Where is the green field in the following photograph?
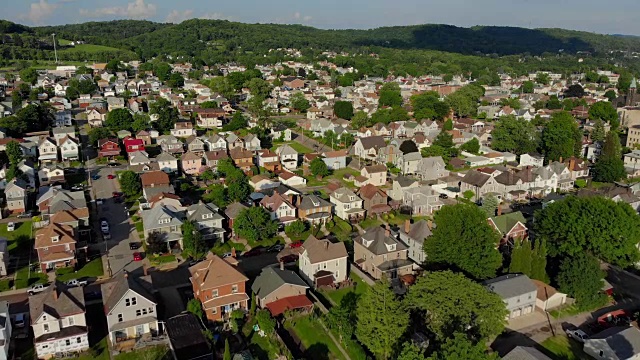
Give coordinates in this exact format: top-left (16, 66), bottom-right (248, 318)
top-left (60, 43), bottom-right (131, 55)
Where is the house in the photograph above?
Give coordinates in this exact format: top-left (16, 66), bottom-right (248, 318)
top-left (172, 121), bottom-right (196, 138)
top-left (260, 192), bottom-right (297, 224)
top-left (5, 178), bottom-right (28, 213)
top-left (186, 136), bottom-right (206, 155)
top-left (0, 238), bottom-right (7, 276)
top-left (487, 211), bottom-right (527, 243)
top-left (0, 300), bottom-right (10, 359)
top-left (519, 153), bottom-right (545, 168)
top-left (243, 134), bottom-right (261, 152)
top-left (204, 150), bottom-right (229, 171)
top-left (140, 171), bottom-right (173, 200)
top-left (416, 156), bottom-right (448, 182)
top-left (196, 108), bottom-right (225, 129)
top-left (299, 235), bottom-right (348, 288)
top-left (124, 138), bottom-right (145, 154)
top-left (86, 108), bottom-right (107, 127)
top-left (50, 209), bottom-right (91, 230)
top-left (128, 151), bottom-right (151, 166)
top-left (251, 264), bottom-right (314, 316)
top-left (271, 125), bottom-right (292, 142)
top-left (98, 138), bottom-right (121, 158)
top-left (295, 194), bottom-right (333, 225)
top-left (397, 152), bottom-right (423, 176)
top-left (355, 164), bottom-right (387, 187)
top-left (38, 137), bottom-right (59, 164)
top-left (275, 144), bottom-right (299, 170)
top-left (166, 313), bottom-right (213, 360)
top-left (227, 134), bottom-right (244, 150)
top-left (484, 274), bottom-right (537, 320)
top-left (256, 149), bottom-right (281, 172)
top-left (38, 165), bottom-right (66, 186)
top-left (157, 135), bottom-right (184, 155)
top-left (353, 136), bottom-right (386, 161)
top-left (224, 202), bottom-right (248, 238)
top-left (460, 170), bottom-right (501, 202)
top-left (117, 130), bottom-right (132, 140)
top-left (389, 176), bottom-right (419, 201)
top-left (141, 205), bottom-right (184, 250)
top-left (398, 220), bottom-right (431, 265)
top-left (52, 126), bottom-right (75, 144)
top-left (204, 134), bottom-right (227, 151)
top-left (278, 170), bottom-right (307, 187)
top-left (502, 347), bottom-right (552, 360)
top-left (532, 280), bottom-right (567, 311)
top-left (354, 225), bottom-right (413, 280)
top-left (100, 272), bottom-right (160, 351)
top-left (330, 187), bottom-right (366, 222)
top-left (189, 252), bottom-right (249, 322)
top-left (322, 150), bottom-right (347, 170)
top-left (583, 326), bottom-right (640, 360)
top-left (36, 186), bottom-right (86, 214)
top-left (30, 283), bottom-right (89, 358)
top-left (357, 184), bottom-right (391, 215)
top-left (250, 175), bottom-right (280, 191)
top-left (181, 152), bottom-right (203, 175)
top-left (187, 202), bottom-right (225, 241)
top-left (401, 185), bottom-right (444, 216)
top-left (229, 148), bottom-right (254, 174)
top-left (59, 136), bottom-right (80, 161)
top-left (156, 152), bottom-right (179, 173)
top-left (54, 110), bottom-right (72, 127)
top-left (34, 223), bottom-right (77, 272)
top-left (136, 130), bottom-right (152, 145)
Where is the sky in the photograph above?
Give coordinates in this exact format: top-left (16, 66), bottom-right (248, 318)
top-left (2, 0), bottom-right (640, 36)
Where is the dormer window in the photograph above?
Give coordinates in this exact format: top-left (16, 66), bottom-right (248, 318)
top-left (51, 236), bottom-right (59, 243)
top-left (386, 244), bottom-right (396, 252)
top-left (202, 213), bottom-right (213, 219)
top-left (349, 196), bottom-right (355, 201)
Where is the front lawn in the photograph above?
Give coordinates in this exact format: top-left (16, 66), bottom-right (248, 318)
top-left (359, 217), bottom-right (381, 230)
top-left (149, 254), bottom-right (176, 265)
top-left (324, 273), bottom-right (368, 306)
top-left (56, 258), bottom-right (104, 281)
top-left (14, 266), bottom-right (48, 289)
top-left (0, 221), bottom-right (33, 253)
top-left (286, 142), bottom-right (313, 154)
top-left (211, 241), bottom-right (246, 256)
top-left (285, 315), bottom-right (345, 360)
top-left (540, 335), bottom-right (586, 360)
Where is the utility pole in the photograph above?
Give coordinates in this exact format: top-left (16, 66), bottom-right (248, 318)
top-left (52, 33), bottom-right (58, 64)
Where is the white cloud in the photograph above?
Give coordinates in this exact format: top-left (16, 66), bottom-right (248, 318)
top-left (79, 0), bottom-right (157, 19)
top-left (303, 15), bottom-right (312, 22)
top-left (24, 0), bottom-right (58, 24)
top-left (199, 13), bottom-right (231, 21)
top-left (293, 12), bottom-right (301, 20)
top-left (291, 12), bottom-right (311, 23)
top-left (166, 9), bottom-right (193, 23)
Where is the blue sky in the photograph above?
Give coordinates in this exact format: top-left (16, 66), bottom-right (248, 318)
top-left (2, 0), bottom-right (640, 35)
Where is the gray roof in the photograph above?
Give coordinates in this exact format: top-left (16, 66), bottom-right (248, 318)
top-left (156, 152), bottom-right (177, 162)
top-left (251, 265), bottom-right (308, 298)
top-left (276, 144), bottom-right (298, 156)
top-left (484, 274), bottom-right (536, 299)
top-left (224, 202), bottom-right (248, 219)
top-left (356, 226), bottom-right (407, 255)
top-left (403, 152), bottom-right (422, 161)
top-left (30, 282), bottom-right (85, 321)
top-left (502, 346), bottom-right (552, 360)
top-left (187, 202), bottom-right (223, 222)
top-left (358, 136), bottom-right (386, 150)
top-left (587, 326), bottom-right (640, 359)
top-left (101, 272), bottom-right (155, 314)
top-left (331, 187), bottom-right (360, 203)
top-left (395, 176), bottom-right (417, 188)
top-left (401, 220), bottom-right (432, 244)
top-left (462, 170), bottom-right (491, 187)
top-left (297, 194), bottom-right (332, 211)
top-left (142, 204), bottom-right (184, 232)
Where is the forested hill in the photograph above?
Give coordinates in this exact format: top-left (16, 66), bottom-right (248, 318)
top-left (2, 18), bottom-right (640, 62)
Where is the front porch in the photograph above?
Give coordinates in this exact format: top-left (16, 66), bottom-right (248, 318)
top-left (40, 252), bottom-right (76, 272)
top-left (109, 318), bottom-right (165, 354)
top-left (304, 212), bottom-right (331, 225)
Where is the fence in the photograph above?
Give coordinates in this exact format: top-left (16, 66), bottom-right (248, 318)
top-left (349, 261), bottom-right (376, 286)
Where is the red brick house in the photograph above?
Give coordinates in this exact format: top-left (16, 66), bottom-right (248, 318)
top-left (98, 138), bottom-right (120, 158)
top-left (487, 211), bottom-right (528, 244)
top-left (34, 223), bottom-right (77, 272)
top-left (356, 184), bottom-right (391, 215)
top-left (229, 148), bottom-right (254, 174)
top-left (123, 137), bottom-right (145, 154)
top-left (189, 252), bottom-right (249, 322)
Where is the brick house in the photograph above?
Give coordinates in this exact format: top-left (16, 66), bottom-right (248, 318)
top-left (229, 148), bottom-right (254, 174)
top-left (123, 137), bottom-right (145, 154)
top-left (487, 211), bottom-right (528, 244)
top-left (98, 138), bottom-right (121, 158)
top-left (356, 184), bottom-right (391, 216)
top-left (34, 223), bottom-right (77, 272)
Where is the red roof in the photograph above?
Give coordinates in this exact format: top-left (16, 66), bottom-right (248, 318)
top-left (265, 295), bottom-right (313, 316)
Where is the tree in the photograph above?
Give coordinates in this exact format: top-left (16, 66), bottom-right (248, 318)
top-left (131, 114), bottom-right (150, 132)
top-left (167, 72), bottom-right (184, 88)
top-left (5, 140), bottom-right (23, 165)
top-left (250, 292), bottom-right (257, 317)
top-left (443, 119), bottom-right (453, 131)
top-left (290, 92), bottom-right (310, 112)
top-left (105, 108), bottom-right (133, 132)
top-left (285, 220), bottom-right (307, 237)
top-left (325, 292), bottom-right (358, 342)
top-left (427, 334), bottom-right (499, 360)
top-left (233, 207), bottom-right (278, 243)
top-left (255, 310), bottom-right (276, 336)
top-left (356, 281), bottom-right (409, 360)
top-left (378, 82), bottom-right (402, 107)
top-left (310, 157), bottom-right (330, 177)
top-left (146, 231), bottom-right (167, 254)
top-left (411, 91), bottom-right (449, 120)
top-left (398, 343), bottom-right (426, 360)
top-left (520, 81), bottom-right (534, 94)
top-left (564, 84), bottom-right (585, 98)
top-left (530, 239), bottom-right (550, 283)
top-left (222, 111), bottom-right (249, 132)
top-left (591, 119), bottom-right (605, 142)
top-left (535, 72), bottom-right (550, 85)
top-left (534, 196), bottom-right (640, 267)
top-left (187, 298), bottom-right (204, 319)
top-left (400, 140), bottom-right (419, 154)
top-left (118, 171), bottom-right (141, 197)
top-left (594, 131), bottom-right (626, 182)
top-left (462, 190), bottom-right (475, 200)
top-left (334, 101), bottom-right (354, 120)
top-left (203, 184), bottom-right (228, 208)
top-left (19, 68), bottom-right (37, 85)
top-left (351, 111), bottom-right (369, 128)
top-left (509, 239), bottom-right (533, 275)
top-left (424, 204), bottom-right (502, 280)
top-left (150, 98), bottom-right (179, 134)
top-left (546, 95), bottom-right (562, 110)
top-left (226, 169), bottom-right (251, 202)
top-left (182, 221), bottom-right (206, 259)
top-left (406, 271), bottom-right (507, 342)
top-left (460, 138), bottom-right (480, 155)
top-left (541, 111), bottom-right (582, 162)
top-left (88, 127), bottom-right (113, 146)
top-left (481, 194), bottom-right (499, 217)
top-left (557, 253), bottom-right (608, 310)
top-left (223, 339), bottom-right (231, 360)
top-left (589, 101), bottom-right (619, 129)
top-left (491, 115), bottom-right (538, 155)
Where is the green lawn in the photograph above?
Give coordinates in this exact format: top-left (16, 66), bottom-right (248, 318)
top-left (60, 43), bottom-right (130, 54)
top-left (381, 211), bottom-right (412, 226)
top-left (70, 338), bottom-right (109, 360)
top-left (114, 345), bottom-right (169, 360)
top-left (150, 254), bottom-right (176, 265)
top-left (541, 335), bottom-right (587, 360)
top-left (211, 241), bottom-right (246, 256)
top-left (14, 266), bottom-right (48, 289)
top-left (56, 258), bottom-right (104, 281)
top-left (305, 176), bottom-right (328, 187)
top-left (324, 273), bottom-right (369, 306)
top-left (0, 221), bottom-right (33, 253)
top-left (242, 318), bottom-right (282, 360)
top-left (286, 315), bottom-right (345, 360)
top-left (359, 217), bottom-right (381, 230)
top-left (287, 142), bottom-right (313, 154)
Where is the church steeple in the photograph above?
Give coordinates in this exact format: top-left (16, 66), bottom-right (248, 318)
top-left (627, 77), bottom-right (637, 106)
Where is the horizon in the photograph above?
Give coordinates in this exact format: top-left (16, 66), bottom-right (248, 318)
top-left (2, 0), bottom-right (640, 36)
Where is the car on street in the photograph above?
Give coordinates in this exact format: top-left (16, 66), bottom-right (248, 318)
top-left (133, 252), bottom-right (143, 261)
top-left (289, 241), bottom-right (303, 248)
top-left (107, 162), bottom-right (119, 167)
top-left (92, 175), bottom-right (100, 180)
top-left (65, 279), bottom-right (88, 287)
top-left (107, 174), bottom-right (115, 179)
top-left (112, 192), bottom-right (123, 198)
top-left (100, 220), bottom-right (109, 233)
top-left (28, 283), bottom-right (49, 295)
top-left (268, 244), bottom-right (284, 253)
top-left (7, 222), bottom-right (15, 232)
top-left (280, 254), bottom-right (299, 263)
top-left (566, 329), bottom-right (589, 343)
top-left (17, 211), bottom-right (33, 218)
top-left (129, 242), bottom-right (140, 250)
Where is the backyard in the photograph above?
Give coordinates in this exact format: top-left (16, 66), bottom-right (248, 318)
top-left (242, 317), bottom-right (283, 360)
top-left (0, 221), bottom-right (33, 253)
top-left (14, 265), bottom-right (48, 289)
top-left (358, 217), bottom-right (381, 231)
top-left (56, 257), bottom-right (104, 282)
top-left (540, 335), bottom-right (587, 360)
top-left (323, 273), bottom-right (369, 306)
top-left (285, 315), bottom-right (345, 360)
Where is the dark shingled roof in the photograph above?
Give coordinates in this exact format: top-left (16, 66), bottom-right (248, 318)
top-left (356, 226), bottom-right (407, 255)
top-left (358, 136), bottom-right (386, 150)
top-left (251, 265), bottom-right (308, 299)
top-left (101, 272), bottom-right (155, 314)
top-left (502, 346), bottom-right (552, 360)
top-left (30, 282), bottom-right (86, 321)
top-left (166, 313), bottom-right (213, 360)
top-left (484, 274), bottom-right (536, 299)
top-left (462, 170), bottom-right (491, 187)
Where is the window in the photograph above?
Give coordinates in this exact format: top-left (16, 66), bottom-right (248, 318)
top-left (212, 308), bottom-right (217, 314)
top-left (44, 324), bottom-right (49, 332)
top-left (232, 285), bottom-right (238, 294)
top-left (43, 315), bottom-right (47, 321)
top-left (68, 317), bottom-right (74, 326)
top-left (77, 337), bottom-right (81, 344)
top-left (125, 299), bottom-right (130, 306)
top-left (212, 290), bottom-right (219, 298)
top-left (117, 314), bottom-right (123, 322)
top-left (136, 310), bottom-right (142, 316)
top-left (149, 307), bottom-right (154, 314)
top-left (142, 308), bottom-right (148, 315)
top-left (66, 339), bottom-right (71, 346)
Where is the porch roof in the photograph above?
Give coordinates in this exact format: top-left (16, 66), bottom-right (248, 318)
top-left (109, 316), bottom-right (157, 333)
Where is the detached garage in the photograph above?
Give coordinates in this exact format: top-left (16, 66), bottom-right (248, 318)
top-left (533, 279), bottom-right (568, 311)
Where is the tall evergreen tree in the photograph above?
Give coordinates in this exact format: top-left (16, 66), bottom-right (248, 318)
top-left (509, 239), bottom-right (532, 275)
top-left (530, 239), bottom-right (550, 283)
top-left (591, 119), bottom-right (605, 143)
top-left (481, 194), bottom-right (499, 217)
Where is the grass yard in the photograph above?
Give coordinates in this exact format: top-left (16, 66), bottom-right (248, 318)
top-left (287, 142), bottom-right (313, 154)
top-left (359, 217), bottom-right (381, 230)
top-left (211, 241), bottom-right (246, 256)
top-left (0, 221), bottom-right (33, 252)
top-left (324, 273), bottom-right (369, 306)
top-left (114, 345), bottom-right (170, 360)
top-left (381, 211), bottom-right (412, 226)
top-left (56, 257), bottom-right (104, 281)
top-left (14, 266), bottom-right (48, 289)
top-left (70, 338), bottom-right (109, 360)
top-left (242, 318), bottom-right (283, 360)
top-left (149, 254), bottom-right (176, 265)
top-left (304, 176), bottom-right (328, 187)
top-left (286, 315), bottom-right (345, 360)
top-left (541, 335), bottom-right (587, 360)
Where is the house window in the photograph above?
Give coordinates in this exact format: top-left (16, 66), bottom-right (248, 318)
top-left (212, 308), bottom-right (217, 314)
top-left (76, 337), bottom-right (81, 343)
top-left (142, 308), bottom-right (148, 315)
top-left (131, 297), bottom-right (137, 305)
top-left (212, 290), bottom-right (219, 298)
top-left (136, 310), bottom-right (142, 316)
top-left (125, 298), bottom-right (130, 306)
top-left (43, 315), bottom-right (47, 321)
top-left (232, 285), bottom-right (238, 294)
top-left (66, 339), bottom-right (71, 346)
top-left (149, 307), bottom-right (154, 314)
top-left (68, 317), bottom-right (74, 326)
top-left (44, 324), bottom-right (49, 332)
top-left (118, 314), bottom-right (123, 322)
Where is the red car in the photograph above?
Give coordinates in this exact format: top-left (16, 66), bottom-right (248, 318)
top-left (289, 241), bottom-right (303, 248)
top-left (112, 192), bottom-right (123, 198)
top-left (107, 174), bottom-right (115, 180)
top-left (133, 252), bottom-right (143, 261)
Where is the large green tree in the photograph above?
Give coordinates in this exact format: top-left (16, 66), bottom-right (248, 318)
top-left (233, 207), bottom-right (278, 243)
top-left (289, 92), bottom-right (310, 112)
top-left (19, 67), bottom-right (37, 85)
top-left (534, 196), bottom-right (640, 267)
top-left (594, 131), bottom-right (626, 182)
top-left (490, 115), bottom-right (538, 155)
top-left (589, 101), bottom-right (619, 129)
top-left (541, 111), bottom-right (582, 162)
top-left (334, 101), bottom-right (354, 120)
top-left (310, 157), bottom-right (330, 177)
top-left (405, 271), bottom-right (507, 342)
top-left (88, 127), bottom-right (113, 145)
top-left (556, 253), bottom-right (608, 310)
top-left (181, 221), bottom-right (207, 259)
top-left (5, 140), bottom-right (23, 165)
top-left (411, 91), bottom-right (450, 120)
top-left (150, 98), bottom-right (179, 134)
top-left (378, 82), bottom-right (403, 107)
top-left (118, 171), bottom-right (141, 197)
top-left (105, 108), bottom-right (134, 132)
top-left (425, 204), bottom-right (502, 280)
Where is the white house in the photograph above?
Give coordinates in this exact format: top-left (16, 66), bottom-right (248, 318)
top-left (299, 235), bottom-right (348, 288)
top-left (0, 300), bottom-right (10, 360)
top-left (156, 152), bottom-right (179, 173)
top-left (329, 187), bottom-right (365, 222)
top-left (59, 137), bottom-right (80, 161)
top-left (275, 144), bottom-right (299, 170)
top-left (38, 138), bottom-right (59, 164)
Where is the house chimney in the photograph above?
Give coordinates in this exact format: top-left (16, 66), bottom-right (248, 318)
top-left (231, 247), bottom-right (236, 258)
top-left (143, 263), bottom-right (148, 276)
top-left (559, 156), bottom-right (563, 163)
top-left (569, 157), bottom-right (576, 171)
top-left (404, 219), bottom-right (411, 234)
top-left (280, 261), bottom-right (284, 271)
top-left (288, 194), bottom-right (294, 205)
top-left (52, 285), bottom-right (57, 301)
top-left (324, 241), bottom-right (329, 250)
top-left (385, 224), bottom-right (390, 237)
top-left (497, 205), bottom-right (502, 216)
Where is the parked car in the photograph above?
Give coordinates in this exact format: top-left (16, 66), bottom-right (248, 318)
top-left (100, 220), bottom-right (109, 233)
top-left (439, 193), bottom-right (448, 199)
top-left (92, 175), bottom-right (100, 180)
top-left (112, 192), bottom-right (123, 198)
top-left (17, 211), bottom-right (33, 219)
top-left (133, 252), bottom-right (143, 261)
top-left (65, 279), bottom-right (88, 287)
top-left (7, 222), bottom-right (15, 232)
top-left (14, 313), bottom-right (25, 328)
top-left (221, 252), bottom-right (233, 259)
top-left (289, 241), bottom-right (303, 248)
top-left (107, 162), bottom-right (119, 167)
top-left (268, 244), bottom-right (284, 253)
top-left (107, 174), bottom-right (115, 179)
top-left (28, 283), bottom-right (48, 296)
top-left (129, 242), bottom-right (140, 250)
top-left (280, 254), bottom-right (299, 263)
top-left (96, 198), bottom-right (104, 205)
top-left (566, 329), bottom-right (589, 343)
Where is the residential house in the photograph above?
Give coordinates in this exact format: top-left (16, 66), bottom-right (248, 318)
top-left (128, 151), bottom-right (151, 167)
top-left (141, 205), bottom-right (184, 250)
top-left (34, 223), bottom-right (77, 272)
top-left (181, 152), bottom-right (203, 175)
top-left (38, 137), bottom-right (59, 164)
top-left (189, 252), bottom-right (249, 322)
top-left (398, 220), bottom-right (431, 265)
top-left (532, 280), bottom-right (567, 311)
top-left (124, 138), bottom-right (145, 154)
top-left (204, 150), bottom-right (229, 171)
top-left (401, 185), bottom-right (444, 215)
top-left (484, 274), bottom-right (537, 320)
top-left (275, 145), bottom-right (299, 170)
top-left (353, 136), bottom-right (386, 161)
top-left (224, 202), bottom-right (248, 238)
top-left (54, 110), bottom-right (72, 127)
top-left (502, 347), bottom-right (552, 360)
top-left (487, 211), bottom-right (527, 243)
top-left (140, 171), bottom-right (173, 201)
top-left (50, 209), bottom-right (91, 230)
top-left (156, 153), bottom-right (179, 173)
top-left (565, 156), bottom-right (590, 180)
top-left (583, 326), bottom-right (640, 360)
top-left (187, 202), bottom-right (225, 241)
top-left (100, 272), bottom-right (160, 351)
top-left (295, 194), bottom-right (333, 225)
top-left (87, 108), bottom-right (107, 127)
top-left (204, 134), bottom-right (227, 151)
top-left (157, 135), bottom-right (184, 155)
top-left (278, 170), bottom-right (307, 187)
top-left (519, 153), bottom-right (545, 168)
top-left (355, 164), bottom-right (387, 187)
top-left (98, 139), bottom-right (121, 158)
top-left (389, 176), bottom-right (419, 201)
top-left (250, 175), bottom-right (280, 191)
top-left (5, 178), bottom-right (28, 213)
top-left (354, 226), bottom-right (413, 280)
top-left (357, 184), bottom-right (391, 215)
top-left (136, 131), bottom-right (152, 145)
top-left (256, 149), bottom-right (281, 172)
top-left (30, 284), bottom-right (89, 358)
top-left (0, 300), bottom-right (10, 359)
top-left (186, 136), bottom-right (206, 156)
top-left (58, 137), bottom-right (80, 161)
top-left (415, 156), bottom-right (448, 182)
top-left (460, 170), bottom-right (501, 202)
top-left (229, 148), bottom-right (254, 174)
top-left (52, 127), bottom-right (75, 144)
top-left (36, 187), bottom-right (86, 214)
top-left (117, 130), bottom-right (132, 140)
top-left (299, 235), bottom-right (348, 287)
top-left (196, 108), bottom-right (225, 129)
top-left (106, 97), bottom-right (125, 111)
top-left (260, 192), bottom-right (297, 224)
top-left (226, 134), bottom-right (244, 150)
top-left (330, 187), bottom-right (365, 222)
top-left (322, 150), bottom-right (347, 170)
top-left (271, 125), bottom-right (292, 142)
top-left (243, 134), bottom-right (261, 152)
top-left (251, 264), bottom-right (314, 317)
top-left (38, 165), bottom-right (66, 186)
top-left (397, 152), bottom-right (423, 176)
top-left (172, 122), bottom-right (196, 138)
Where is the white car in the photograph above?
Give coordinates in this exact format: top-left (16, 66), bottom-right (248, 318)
top-left (566, 329), bottom-right (589, 343)
top-left (100, 220), bottom-right (109, 233)
top-left (6, 222), bottom-right (15, 232)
